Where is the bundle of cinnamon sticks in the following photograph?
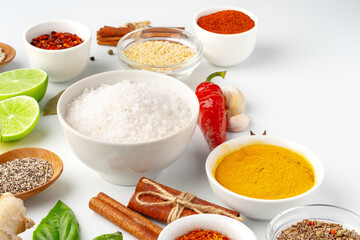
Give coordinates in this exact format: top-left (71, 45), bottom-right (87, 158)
top-left (89, 178), bottom-right (241, 240)
top-left (97, 21), bottom-right (186, 46)
top-left (96, 21), bottom-right (151, 46)
top-left (127, 177), bottom-right (241, 223)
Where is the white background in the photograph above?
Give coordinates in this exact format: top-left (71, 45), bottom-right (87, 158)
top-left (1, 0), bottom-right (360, 239)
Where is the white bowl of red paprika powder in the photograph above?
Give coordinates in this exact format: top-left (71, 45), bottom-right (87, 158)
top-left (23, 19), bottom-right (91, 82)
top-left (158, 214), bottom-right (257, 240)
top-left (193, 6), bottom-right (258, 67)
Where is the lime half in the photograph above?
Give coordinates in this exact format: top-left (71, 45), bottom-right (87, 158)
top-left (0, 96), bottom-right (40, 142)
top-left (0, 69), bottom-right (48, 102)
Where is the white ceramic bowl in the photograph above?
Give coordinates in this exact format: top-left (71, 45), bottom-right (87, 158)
top-left (205, 136), bottom-right (324, 220)
top-left (23, 19), bottom-right (91, 82)
top-left (158, 214), bottom-right (257, 240)
top-left (266, 204), bottom-right (360, 240)
top-left (117, 27), bottom-right (202, 81)
top-left (57, 70), bottom-right (199, 185)
top-left (193, 6), bottom-right (258, 67)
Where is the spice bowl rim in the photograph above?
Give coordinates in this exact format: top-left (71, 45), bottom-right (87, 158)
top-left (117, 26), bottom-right (203, 74)
top-left (0, 147), bottom-right (63, 200)
top-left (265, 204), bottom-right (360, 240)
top-left (23, 19), bottom-right (91, 53)
top-left (193, 6), bottom-right (259, 38)
top-left (158, 213), bottom-right (257, 240)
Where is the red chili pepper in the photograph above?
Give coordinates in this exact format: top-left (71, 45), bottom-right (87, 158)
top-left (195, 71), bottom-right (227, 151)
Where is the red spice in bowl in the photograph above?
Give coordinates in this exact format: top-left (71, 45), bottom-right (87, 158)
top-left (176, 228), bottom-right (231, 240)
top-left (197, 10), bottom-right (255, 34)
top-left (31, 31), bottom-right (83, 50)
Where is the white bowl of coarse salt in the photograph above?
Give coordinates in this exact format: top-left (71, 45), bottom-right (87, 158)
top-left (57, 70), bottom-right (199, 185)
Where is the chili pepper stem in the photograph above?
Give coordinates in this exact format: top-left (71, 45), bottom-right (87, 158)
top-left (206, 71), bottom-right (227, 82)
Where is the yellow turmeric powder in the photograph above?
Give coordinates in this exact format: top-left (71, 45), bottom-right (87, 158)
top-left (215, 144), bottom-right (315, 200)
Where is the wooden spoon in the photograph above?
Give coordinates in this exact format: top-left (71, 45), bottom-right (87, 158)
top-left (0, 42), bottom-right (16, 68)
top-left (0, 147), bottom-right (63, 200)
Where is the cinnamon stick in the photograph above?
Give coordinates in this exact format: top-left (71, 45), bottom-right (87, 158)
top-left (97, 36), bottom-right (122, 41)
top-left (97, 192), bottom-right (163, 236)
top-left (97, 41), bottom-right (119, 46)
top-left (140, 32), bottom-right (186, 39)
top-left (97, 26), bottom-right (135, 37)
top-left (89, 194), bottom-right (162, 240)
top-left (127, 177), bottom-right (240, 224)
top-left (96, 35), bottom-right (122, 46)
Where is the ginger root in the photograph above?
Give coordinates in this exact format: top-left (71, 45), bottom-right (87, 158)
top-left (0, 193), bottom-right (35, 239)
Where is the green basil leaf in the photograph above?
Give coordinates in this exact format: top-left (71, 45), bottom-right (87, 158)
top-left (33, 200), bottom-right (80, 240)
top-left (93, 231), bottom-right (123, 240)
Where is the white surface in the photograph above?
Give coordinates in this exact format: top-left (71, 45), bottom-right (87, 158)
top-left (1, 0), bottom-right (360, 239)
top-left (205, 136), bottom-right (324, 220)
top-left (158, 214), bottom-right (257, 240)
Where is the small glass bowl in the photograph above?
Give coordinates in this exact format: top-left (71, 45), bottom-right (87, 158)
top-left (266, 204), bottom-right (360, 240)
top-left (117, 27), bottom-right (203, 81)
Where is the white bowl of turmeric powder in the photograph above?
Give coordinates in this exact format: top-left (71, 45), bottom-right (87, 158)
top-left (117, 27), bottom-right (202, 81)
top-left (205, 136), bottom-right (324, 220)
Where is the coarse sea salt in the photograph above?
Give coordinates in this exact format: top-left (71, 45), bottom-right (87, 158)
top-left (65, 80), bottom-right (192, 143)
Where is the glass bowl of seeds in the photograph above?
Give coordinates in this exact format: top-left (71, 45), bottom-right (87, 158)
top-left (266, 204), bottom-right (360, 240)
top-left (117, 27), bottom-right (203, 81)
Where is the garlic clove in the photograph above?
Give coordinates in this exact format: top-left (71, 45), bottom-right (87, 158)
top-left (227, 113), bottom-right (251, 132)
top-left (222, 86), bottom-right (246, 118)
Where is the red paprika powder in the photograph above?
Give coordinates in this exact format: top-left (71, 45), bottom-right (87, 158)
top-left (197, 10), bottom-right (255, 34)
top-left (176, 228), bottom-right (231, 240)
top-left (31, 31), bottom-right (83, 50)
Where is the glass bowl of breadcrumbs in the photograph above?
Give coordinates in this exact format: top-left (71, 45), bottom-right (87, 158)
top-left (117, 27), bottom-right (202, 81)
top-left (266, 204), bottom-right (360, 240)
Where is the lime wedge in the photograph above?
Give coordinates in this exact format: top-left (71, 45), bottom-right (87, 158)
top-left (0, 69), bottom-right (48, 102)
top-left (0, 96), bottom-right (40, 142)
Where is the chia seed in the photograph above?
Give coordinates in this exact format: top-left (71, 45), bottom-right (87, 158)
top-left (277, 219), bottom-right (360, 240)
top-left (0, 157), bottom-right (53, 195)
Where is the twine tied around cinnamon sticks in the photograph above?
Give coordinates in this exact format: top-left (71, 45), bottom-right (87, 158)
top-left (134, 178), bottom-right (243, 224)
top-left (124, 21), bottom-right (151, 30)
